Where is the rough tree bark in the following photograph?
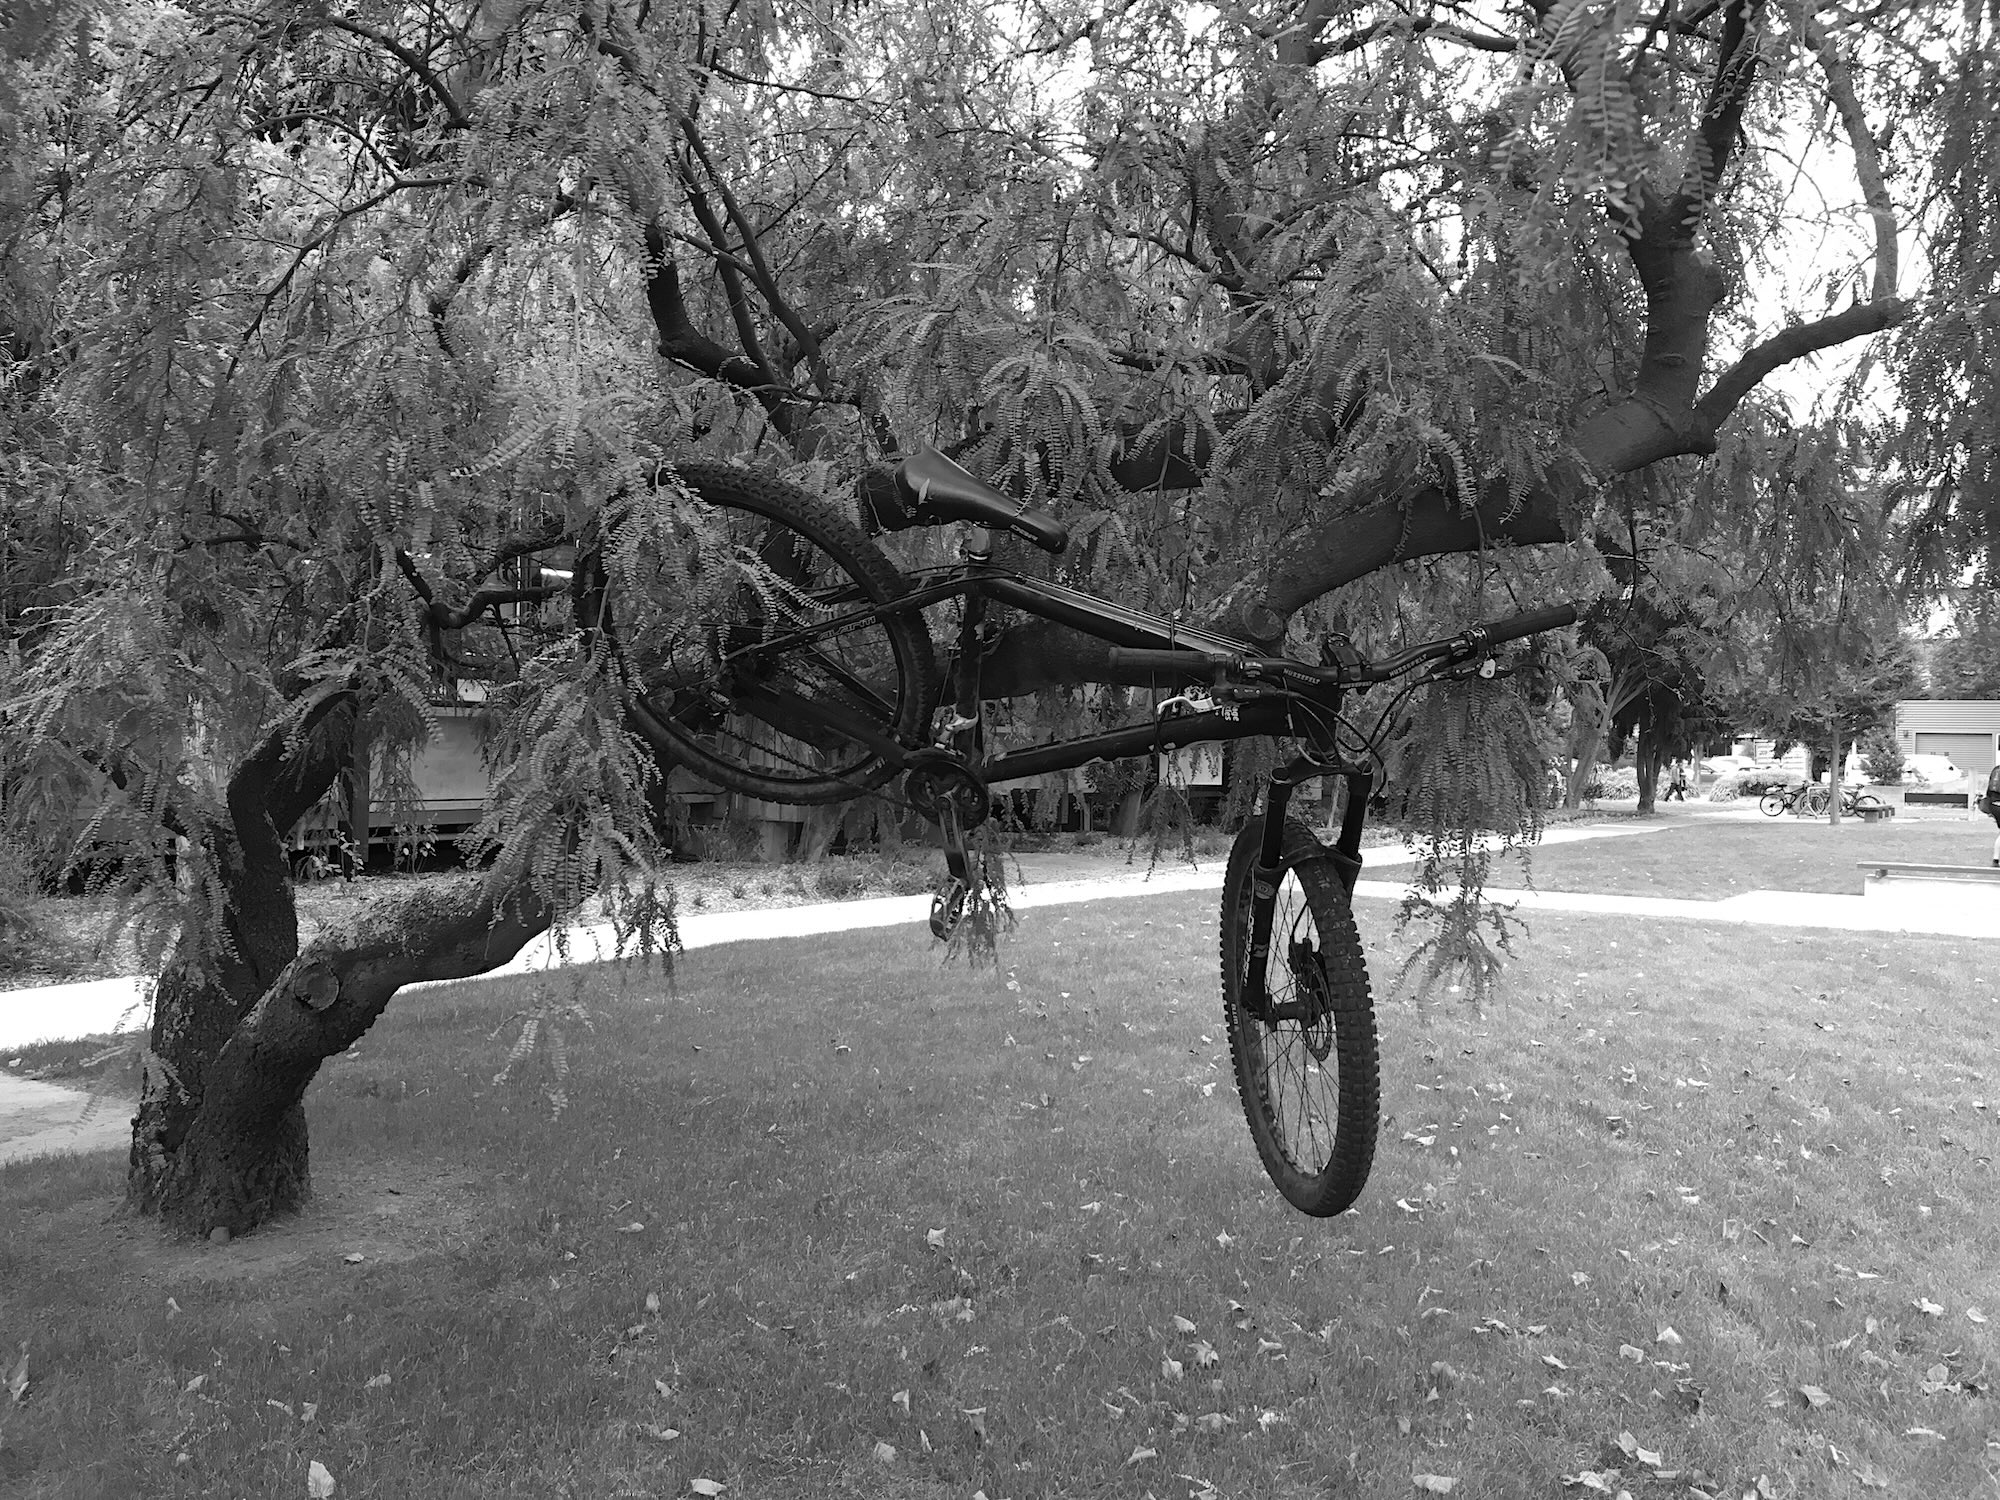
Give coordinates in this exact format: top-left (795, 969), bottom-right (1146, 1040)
top-left (127, 689), bottom-right (555, 1236)
top-left (144, 879), bottom-right (552, 1237)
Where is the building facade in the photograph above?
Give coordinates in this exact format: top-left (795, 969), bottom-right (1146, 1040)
top-left (1892, 700), bottom-right (2000, 780)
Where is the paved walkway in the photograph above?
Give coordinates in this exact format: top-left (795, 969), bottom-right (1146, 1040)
top-left (6, 809), bottom-right (1996, 1163)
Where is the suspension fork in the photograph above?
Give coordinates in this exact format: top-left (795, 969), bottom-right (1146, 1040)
top-left (1243, 754), bottom-right (1374, 1017)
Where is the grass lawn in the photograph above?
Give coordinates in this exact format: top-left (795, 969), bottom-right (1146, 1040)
top-left (5, 878), bottom-right (1998, 1498)
top-left (1483, 815), bottom-right (2000, 900)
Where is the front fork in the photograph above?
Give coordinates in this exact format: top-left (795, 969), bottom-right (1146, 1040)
top-left (1242, 753), bottom-right (1372, 1018)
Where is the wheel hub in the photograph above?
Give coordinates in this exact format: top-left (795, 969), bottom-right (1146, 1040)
top-left (1286, 936), bottom-right (1335, 1062)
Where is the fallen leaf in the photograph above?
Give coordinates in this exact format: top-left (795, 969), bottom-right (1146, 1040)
top-left (1969, 1308), bottom-right (1989, 1325)
top-left (308, 1459), bottom-right (336, 1498)
top-left (688, 1481), bottom-right (724, 1498)
top-left (925, 1228), bottom-right (946, 1249)
top-left (1618, 1344), bottom-right (1644, 1363)
top-left (183, 1375), bottom-right (206, 1394)
top-left (1564, 1474), bottom-right (1618, 1495)
top-left (872, 1440), bottom-right (896, 1464)
top-left (638, 1424), bottom-right (680, 1442)
top-left (645, 1292), bottom-right (661, 1314)
top-left (1191, 1339), bottom-right (1219, 1368)
top-left (1161, 1357), bottom-right (1184, 1380)
top-left (1127, 1445), bottom-right (1158, 1465)
top-left (1904, 1427), bottom-right (1946, 1440)
top-left (1542, 1354), bottom-right (1569, 1371)
top-left (1412, 1477), bottom-right (1459, 1495)
top-left (962, 1407), bottom-right (988, 1444)
top-left (1654, 1326), bottom-right (1682, 1346)
top-left (891, 1389), bottom-right (910, 1415)
top-left (342, 1253), bottom-right (365, 1264)
top-left (1915, 1298), bottom-right (1944, 1317)
top-left (1615, 1431), bottom-right (1664, 1466)
top-left (1799, 1384), bottom-right (1832, 1409)
top-left (614, 1222), bottom-right (645, 1234)
top-left (300, 1402), bottom-right (318, 1423)
top-left (1172, 1315), bottom-right (1198, 1334)
top-left (364, 1374), bottom-right (390, 1390)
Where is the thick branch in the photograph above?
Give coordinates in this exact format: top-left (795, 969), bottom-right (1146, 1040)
top-left (1694, 297), bottom-right (1910, 430)
top-left (639, 223), bottom-right (798, 440)
top-left (269, 878), bottom-right (554, 1042)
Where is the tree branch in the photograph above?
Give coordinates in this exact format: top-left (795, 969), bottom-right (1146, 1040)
top-left (1693, 298), bottom-right (1909, 430)
top-left (317, 16), bottom-right (472, 130)
top-left (1688, 0), bottom-right (1764, 202)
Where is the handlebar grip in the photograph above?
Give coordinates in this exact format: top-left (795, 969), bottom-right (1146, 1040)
top-left (1105, 647), bottom-right (1229, 683)
top-left (1466, 603), bottom-right (1578, 649)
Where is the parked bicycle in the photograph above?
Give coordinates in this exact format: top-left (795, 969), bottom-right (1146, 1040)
top-left (621, 450), bottom-right (1576, 1216)
top-left (1759, 781), bottom-right (1887, 819)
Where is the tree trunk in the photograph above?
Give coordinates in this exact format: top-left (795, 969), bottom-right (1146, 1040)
top-left (134, 877), bottom-right (552, 1237)
top-left (1827, 727), bottom-right (1844, 825)
top-left (1634, 728), bottom-right (1663, 815)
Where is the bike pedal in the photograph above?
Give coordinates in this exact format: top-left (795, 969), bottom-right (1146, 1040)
top-left (929, 878), bottom-right (968, 941)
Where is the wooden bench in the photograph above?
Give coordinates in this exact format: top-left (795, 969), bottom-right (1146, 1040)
top-left (1857, 860), bottom-right (2000, 888)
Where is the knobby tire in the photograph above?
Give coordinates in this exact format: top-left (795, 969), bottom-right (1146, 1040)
top-left (1220, 815), bottom-right (1380, 1217)
top-left (632, 464), bottom-right (934, 805)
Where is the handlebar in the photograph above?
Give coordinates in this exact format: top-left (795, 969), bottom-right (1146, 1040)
top-left (1106, 602), bottom-right (1578, 690)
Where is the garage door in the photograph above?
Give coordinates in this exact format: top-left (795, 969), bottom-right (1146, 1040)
top-left (1914, 731), bottom-right (1996, 778)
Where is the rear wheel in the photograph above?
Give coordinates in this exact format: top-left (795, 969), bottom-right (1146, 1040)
top-left (1759, 790), bottom-right (1786, 817)
top-left (1219, 815), bottom-right (1379, 1217)
top-left (625, 464), bottom-right (935, 806)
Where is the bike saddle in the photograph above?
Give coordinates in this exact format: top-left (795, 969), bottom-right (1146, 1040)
top-left (891, 446), bottom-right (1069, 554)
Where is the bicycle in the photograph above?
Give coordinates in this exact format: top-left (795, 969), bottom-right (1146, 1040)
top-left (1759, 781), bottom-right (1887, 819)
top-left (620, 449), bottom-right (1577, 1217)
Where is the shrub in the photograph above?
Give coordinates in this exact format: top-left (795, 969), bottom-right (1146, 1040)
top-left (812, 863), bottom-right (867, 900)
top-left (1736, 768), bottom-right (1802, 795)
top-left (1860, 727), bottom-right (1904, 785)
top-left (1584, 766), bottom-right (1639, 799)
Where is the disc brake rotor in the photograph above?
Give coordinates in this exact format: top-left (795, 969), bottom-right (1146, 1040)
top-left (1287, 934), bottom-right (1336, 1062)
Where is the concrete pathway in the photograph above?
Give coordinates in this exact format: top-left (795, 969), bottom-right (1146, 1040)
top-left (0, 1071), bottom-right (129, 1165)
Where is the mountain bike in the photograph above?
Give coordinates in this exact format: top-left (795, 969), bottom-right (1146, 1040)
top-left (623, 449), bottom-right (1576, 1217)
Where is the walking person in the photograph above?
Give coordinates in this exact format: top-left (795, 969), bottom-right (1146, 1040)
top-left (1664, 760), bottom-right (1689, 802)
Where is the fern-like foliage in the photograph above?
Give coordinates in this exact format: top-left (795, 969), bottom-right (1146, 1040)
top-left (1386, 676), bottom-right (1554, 1007)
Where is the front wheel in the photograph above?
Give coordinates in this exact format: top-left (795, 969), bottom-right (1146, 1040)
top-left (1219, 815), bottom-right (1380, 1217)
top-left (1759, 791), bottom-right (1786, 817)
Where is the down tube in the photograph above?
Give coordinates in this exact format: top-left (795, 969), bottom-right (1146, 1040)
top-left (980, 701), bottom-right (1295, 786)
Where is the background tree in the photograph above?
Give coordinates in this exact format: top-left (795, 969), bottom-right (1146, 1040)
top-left (0, 0), bottom-right (1970, 1235)
top-left (1588, 587), bottom-right (1734, 814)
